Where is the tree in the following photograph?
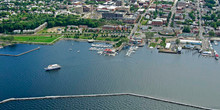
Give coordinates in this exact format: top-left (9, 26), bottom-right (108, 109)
top-left (209, 31), bottom-right (215, 37)
top-left (176, 39), bottom-right (180, 44)
top-left (183, 26), bottom-right (190, 33)
top-left (145, 32), bottom-right (154, 39)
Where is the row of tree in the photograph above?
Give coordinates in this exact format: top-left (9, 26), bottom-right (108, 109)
top-left (0, 14), bottom-right (104, 33)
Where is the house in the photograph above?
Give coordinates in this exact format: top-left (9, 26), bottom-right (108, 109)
top-left (137, 9), bottom-right (145, 14)
top-left (152, 19), bottom-right (163, 26)
top-left (79, 25), bottom-right (88, 29)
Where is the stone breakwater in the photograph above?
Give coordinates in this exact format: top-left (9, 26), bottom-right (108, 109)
top-left (0, 93), bottom-right (214, 110)
top-left (0, 46), bottom-right (40, 57)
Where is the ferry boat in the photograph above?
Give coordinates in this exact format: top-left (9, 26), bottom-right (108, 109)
top-left (45, 64), bottom-right (61, 71)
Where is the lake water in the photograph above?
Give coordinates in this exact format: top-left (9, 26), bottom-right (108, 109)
top-left (0, 40), bottom-right (220, 109)
top-left (0, 95), bottom-right (202, 110)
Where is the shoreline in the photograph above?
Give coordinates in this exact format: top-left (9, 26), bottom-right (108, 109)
top-left (0, 93), bottom-right (213, 110)
top-left (0, 38), bottom-right (116, 46)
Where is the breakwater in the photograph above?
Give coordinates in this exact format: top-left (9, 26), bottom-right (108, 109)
top-left (0, 93), bottom-right (213, 110)
top-left (0, 46), bottom-right (40, 57)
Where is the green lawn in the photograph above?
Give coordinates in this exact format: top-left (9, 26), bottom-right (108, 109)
top-left (14, 36), bottom-right (59, 43)
top-left (149, 42), bottom-right (157, 47)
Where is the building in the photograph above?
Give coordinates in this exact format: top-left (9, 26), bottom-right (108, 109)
top-left (123, 12), bottom-right (140, 24)
top-left (23, 22), bottom-right (47, 34)
top-left (83, 5), bottom-right (92, 12)
top-left (137, 9), bottom-right (145, 14)
top-left (116, 0), bottom-right (122, 6)
top-left (116, 6), bottom-right (130, 12)
top-left (175, 13), bottom-right (183, 19)
top-left (13, 30), bottom-right (21, 34)
top-left (102, 12), bottom-right (125, 19)
top-left (177, 1), bottom-right (188, 8)
top-left (79, 25), bottom-right (88, 29)
top-left (152, 19), bottom-right (163, 26)
top-left (67, 25), bottom-right (78, 30)
top-left (88, 28), bottom-right (100, 32)
top-left (102, 25), bottom-right (131, 31)
top-left (215, 31), bottom-right (220, 36)
top-left (74, 5), bottom-right (83, 14)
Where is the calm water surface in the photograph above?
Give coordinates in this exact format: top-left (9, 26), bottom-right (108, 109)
top-left (0, 95), bottom-right (202, 110)
top-left (0, 40), bottom-right (220, 109)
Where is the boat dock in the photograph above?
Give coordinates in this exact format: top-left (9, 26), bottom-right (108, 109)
top-left (115, 43), bottom-right (125, 52)
top-left (0, 47), bottom-right (40, 57)
top-left (158, 49), bottom-right (178, 54)
top-left (0, 93), bottom-right (213, 110)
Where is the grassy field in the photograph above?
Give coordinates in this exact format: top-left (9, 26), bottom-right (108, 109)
top-left (65, 34), bottom-right (121, 42)
top-left (14, 36), bottom-right (59, 43)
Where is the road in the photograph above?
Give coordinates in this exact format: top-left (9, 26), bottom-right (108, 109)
top-left (129, 0), bottom-right (155, 39)
top-left (167, 0), bottom-right (178, 28)
top-left (197, 0), bottom-right (204, 39)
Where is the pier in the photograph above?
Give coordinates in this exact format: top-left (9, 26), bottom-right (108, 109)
top-left (0, 93), bottom-right (213, 110)
top-left (0, 47), bottom-right (40, 57)
top-left (115, 43), bottom-right (125, 52)
top-left (158, 49), bottom-right (178, 54)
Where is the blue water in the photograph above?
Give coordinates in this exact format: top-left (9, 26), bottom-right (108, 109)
top-left (0, 44), bottom-right (38, 55)
top-left (0, 40), bottom-right (220, 109)
top-left (0, 95), bottom-right (202, 110)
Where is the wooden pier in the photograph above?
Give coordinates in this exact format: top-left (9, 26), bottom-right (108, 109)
top-left (0, 47), bottom-right (40, 57)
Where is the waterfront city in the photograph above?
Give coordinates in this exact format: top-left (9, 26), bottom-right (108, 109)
top-left (0, 0), bottom-right (220, 109)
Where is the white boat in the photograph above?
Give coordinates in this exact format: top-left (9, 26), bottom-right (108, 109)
top-left (77, 50), bottom-right (80, 53)
top-left (88, 39), bottom-right (95, 43)
top-left (214, 41), bottom-right (218, 46)
top-left (97, 51), bottom-right (103, 55)
top-left (69, 48), bottom-right (72, 51)
top-left (45, 64), bottom-right (61, 71)
top-left (202, 51), bottom-right (212, 56)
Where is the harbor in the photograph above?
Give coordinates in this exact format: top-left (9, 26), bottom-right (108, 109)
top-left (1, 40), bottom-right (220, 109)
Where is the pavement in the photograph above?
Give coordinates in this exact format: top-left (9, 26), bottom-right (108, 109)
top-left (168, 0), bottom-right (178, 28)
top-left (129, 0), bottom-right (155, 39)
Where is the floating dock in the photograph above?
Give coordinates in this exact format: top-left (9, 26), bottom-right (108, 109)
top-left (0, 47), bottom-right (40, 57)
